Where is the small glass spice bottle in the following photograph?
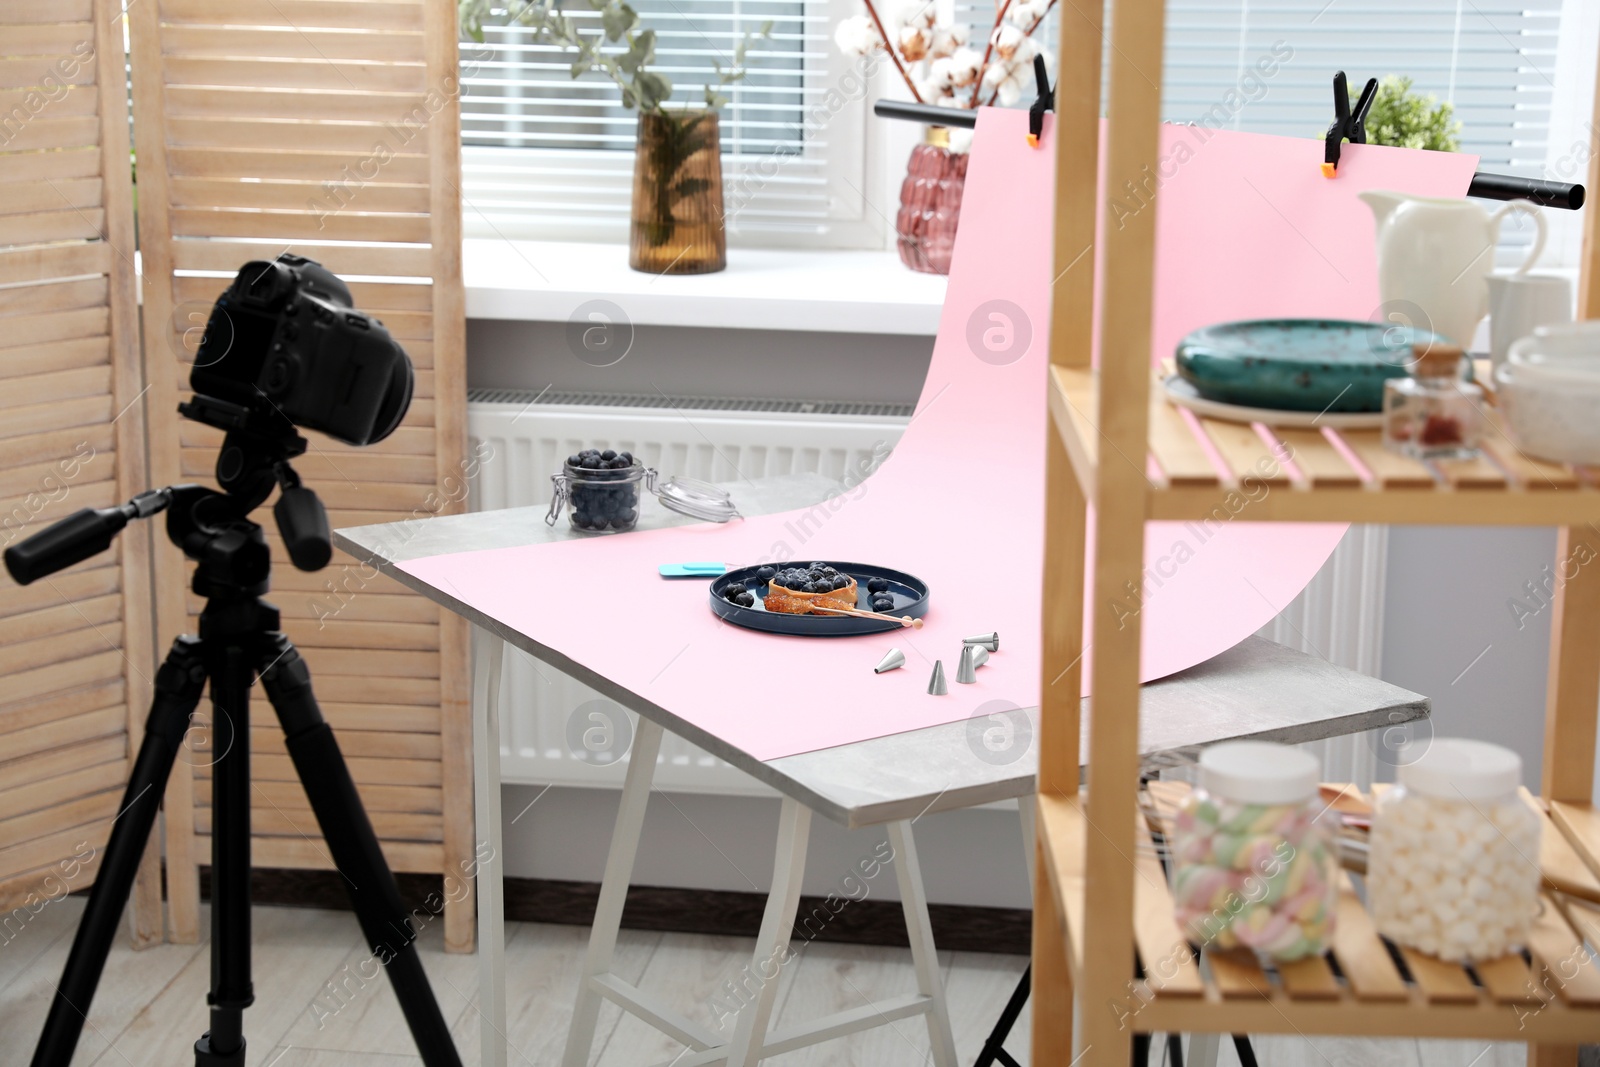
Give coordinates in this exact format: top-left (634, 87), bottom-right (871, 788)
top-left (1382, 342), bottom-right (1485, 460)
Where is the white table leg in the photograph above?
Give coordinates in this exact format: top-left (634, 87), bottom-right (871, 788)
top-left (561, 715), bottom-right (665, 1067)
top-left (473, 631), bottom-right (507, 1067)
top-left (723, 797), bottom-right (811, 1067)
top-left (1017, 795), bottom-right (1037, 898)
top-left (887, 820), bottom-right (959, 1067)
top-left (1187, 1031), bottom-right (1222, 1067)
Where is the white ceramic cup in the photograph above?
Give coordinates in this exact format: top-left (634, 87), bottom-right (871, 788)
top-left (1488, 272), bottom-right (1575, 370)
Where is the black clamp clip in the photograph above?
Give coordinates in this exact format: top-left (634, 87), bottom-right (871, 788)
top-left (1028, 54), bottom-right (1054, 148)
top-left (1323, 70), bottom-right (1377, 177)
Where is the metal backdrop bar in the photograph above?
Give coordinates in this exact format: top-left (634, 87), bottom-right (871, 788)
top-left (871, 100), bottom-right (1585, 210)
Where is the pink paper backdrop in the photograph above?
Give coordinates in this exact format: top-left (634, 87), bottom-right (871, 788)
top-left (398, 111), bottom-right (1477, 761)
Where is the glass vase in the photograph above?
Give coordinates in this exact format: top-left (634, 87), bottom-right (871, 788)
top-left (630, 110), bottom-right (727, 275)
top-left (895, 127), bottom-right (967, 275)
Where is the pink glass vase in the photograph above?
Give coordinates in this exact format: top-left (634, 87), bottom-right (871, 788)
top-left (895, 128), bottom-right (967, 275)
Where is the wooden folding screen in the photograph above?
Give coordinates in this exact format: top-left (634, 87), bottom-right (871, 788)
top-left (0, 0), bottom-right (161, 942)
top-left (127, 0), bottom-right (474, 950)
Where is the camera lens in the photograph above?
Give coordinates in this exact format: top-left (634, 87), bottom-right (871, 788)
top-left (366, 351), bottom-right (414, 444)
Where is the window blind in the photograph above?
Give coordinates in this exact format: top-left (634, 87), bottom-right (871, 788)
top-left (1158, 1), bottom-right (1562, 263)
top-left (459, 0), bottom-right (877, 246)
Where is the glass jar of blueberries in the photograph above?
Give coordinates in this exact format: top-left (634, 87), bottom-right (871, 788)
top-left (548, 448), bottom-right (644, 533)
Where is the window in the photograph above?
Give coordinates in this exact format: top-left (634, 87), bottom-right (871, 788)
top-left (459, 1), bottom-right (1581, 258)
top-left (459, 0), bottom-right (880, 247)
top-left (1159, 0), bottom-right (1564, 265)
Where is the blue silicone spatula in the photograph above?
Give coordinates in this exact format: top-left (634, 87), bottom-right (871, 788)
top-left (657, 562), bottom-right (728, 578)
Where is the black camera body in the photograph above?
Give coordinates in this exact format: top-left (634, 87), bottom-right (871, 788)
top-left (192, 254), bottom-right (413, 447)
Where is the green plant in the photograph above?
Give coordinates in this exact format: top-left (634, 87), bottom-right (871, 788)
top-left (1350, 74), bottom-right (1462, 152)
top-left (460, 0), bottom-right (769, 245)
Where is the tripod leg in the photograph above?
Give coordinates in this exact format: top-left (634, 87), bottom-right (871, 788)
top-left (197, 645), bottom-right (255, 1063)
top-left (257, 636), bottom-right (463, 1067)
top-left (32, 637), bottom-right (208, 1067)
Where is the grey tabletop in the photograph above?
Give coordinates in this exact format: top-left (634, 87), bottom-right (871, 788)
top-left (336, 473), bottom-right (1428, 828)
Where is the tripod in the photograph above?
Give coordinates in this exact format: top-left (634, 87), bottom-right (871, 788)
top-left (10, 398), bottom-right (464, 1067)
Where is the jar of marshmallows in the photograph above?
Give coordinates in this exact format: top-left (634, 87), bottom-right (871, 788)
top-left (1367, 739), bottom-right (1540, 962)
top-left (1168, 741), bottom-right (1338, 961)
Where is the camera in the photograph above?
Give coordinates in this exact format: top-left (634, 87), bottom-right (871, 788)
top-left (191, 254), bottom-right (414, 446)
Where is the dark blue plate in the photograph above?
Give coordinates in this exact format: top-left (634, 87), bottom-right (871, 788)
top-left (709, 561), bottom-right (930, 637)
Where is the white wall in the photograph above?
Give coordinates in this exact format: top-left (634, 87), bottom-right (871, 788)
top-left (1379, 525), bottom-right (1598, 799)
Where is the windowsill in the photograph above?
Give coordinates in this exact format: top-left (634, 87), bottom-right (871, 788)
top-left (464, 239), bottom-right (948, 336)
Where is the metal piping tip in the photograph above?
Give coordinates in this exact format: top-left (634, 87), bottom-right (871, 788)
top-left (874, 648), bottom-right (906, 674)
top-left (971, 646), bottom-right (990, 669)
top-left (927, 659), bottom-right (948, 696)
top-left (955, 644), bottom-right (978, 684)
top-left (962, 631), bottom-right (999, 652)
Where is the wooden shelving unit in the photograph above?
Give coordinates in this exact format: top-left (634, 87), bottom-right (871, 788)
top-left (1033, 1), bottom-right (1600, 1064)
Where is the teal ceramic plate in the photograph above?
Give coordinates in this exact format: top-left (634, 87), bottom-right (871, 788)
top-left (1175, 319), bottom-right (1451, 414)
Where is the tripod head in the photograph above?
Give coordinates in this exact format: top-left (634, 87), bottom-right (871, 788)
top-left (4, 394), bottom-right (331, 591)
top-left (4, 252), bottom-right (415, 592)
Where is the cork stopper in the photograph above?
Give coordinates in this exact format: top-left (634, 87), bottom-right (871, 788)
top-left (1412, 341), bottom-right (1464, 376)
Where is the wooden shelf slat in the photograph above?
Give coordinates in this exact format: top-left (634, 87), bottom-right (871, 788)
top-left (1397, 947), bottom-right (1482, 1005)
top-left (1192, 417), bottom-right (1295, 488)
top-left (1330, 873), bottom-right (1411, 1001)
top-left (1473, 955), bottom-right (1542, 1005)
top-left (1145, 383), bottom-right (1223, 487)
top-left (1529, 893), bottom-right (1600, 1007)
top-left (1131, 817), bottom-right (1203, 998)
top-left (1276, 955), bottom-right (1343, 1000)
top-left (1204, 949), bottom-right (1272, 999)
top-left (1481, 436), bottom-right (1580, 490)
top-left (1267, 428), bottom-right (1366, 488)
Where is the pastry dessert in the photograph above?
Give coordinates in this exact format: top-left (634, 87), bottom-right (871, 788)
top-left (762, 563), bottom-right (858, 616)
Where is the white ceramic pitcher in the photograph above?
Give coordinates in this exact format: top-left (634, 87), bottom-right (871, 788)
top-left (1359, 191), bottom-right (1546, 347)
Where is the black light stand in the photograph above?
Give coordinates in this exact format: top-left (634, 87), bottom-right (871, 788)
top-left (9, 396), bottom-right (463, 1067)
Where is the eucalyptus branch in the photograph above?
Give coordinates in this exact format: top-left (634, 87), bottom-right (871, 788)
top-left (461, 0), bottom-right (770, 115)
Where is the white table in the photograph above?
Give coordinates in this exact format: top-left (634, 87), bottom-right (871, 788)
top-left (337, 473), bottom-right (1428, 1067)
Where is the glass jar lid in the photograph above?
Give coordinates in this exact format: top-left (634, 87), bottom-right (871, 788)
top-left (1396, 738), bottom-right (1520, 800)
top-left (1198, 741), bottom-right (1319, 805)
top-left (654, 476), bottom-right (740, 523)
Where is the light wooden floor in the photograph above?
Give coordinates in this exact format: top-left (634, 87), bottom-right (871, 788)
top-left (0, 897), bottom-right (1534, 1066)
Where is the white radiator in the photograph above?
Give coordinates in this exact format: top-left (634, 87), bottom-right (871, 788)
top-left (467, 389), bottom-right (910, 794)
top-left (467, 390), bottom-right (1386, 795)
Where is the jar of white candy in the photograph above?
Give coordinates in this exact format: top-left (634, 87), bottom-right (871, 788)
top-left (1367, 738), bottom-right (1540, 962)
top-left (1169, 742), bottom-right (1337, 961)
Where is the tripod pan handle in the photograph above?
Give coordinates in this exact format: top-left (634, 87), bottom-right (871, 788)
top-left (4, 506), bottom-right (126, 586)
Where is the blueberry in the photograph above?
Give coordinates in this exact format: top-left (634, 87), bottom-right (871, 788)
top-left (756, 566), bottom-right (775, 581)
top-left (567, 454), bottom-right (583, 467)
top-left (794, 581), bottom-right (816, 593)
top-left (615, 508), bottom-right (637, 526)
top-left (872, 596), bottom-right (894, 611)
top-left (573, 512), bottom-right (592, 528)
top-left (619, 451), bottom-right (634, 464)
top-left (609, 457), bottom-right (629, 468)
top-left (737, 592), bottom-right (756, 607)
